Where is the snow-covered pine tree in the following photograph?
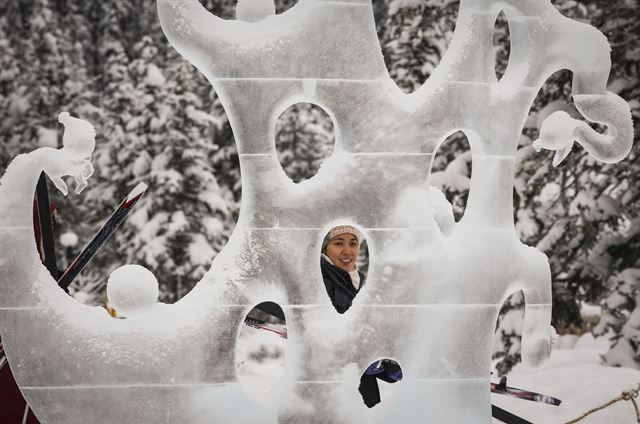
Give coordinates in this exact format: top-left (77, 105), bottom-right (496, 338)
top-left (59, 0), bottom-right (142, 302)
top-left (0, 0), bottom-right (87, 164)
top-left (275, 103), bottom-right (335, 183)
top-left (90, 33), bottom-right (236, 302)
top-left (0, 21), bottom-right (27, 173)
top-left (0, 0), bottom-right (97, 289)
top-left (586, 0), bottom-right (640, 370)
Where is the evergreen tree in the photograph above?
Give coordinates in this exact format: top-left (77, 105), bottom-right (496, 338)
top-left (81, 31), bottom-right (237, 302)
top-left (275, 103), bottom-right (335, 183)
top-left (0, 23), bottom-right (26, 173)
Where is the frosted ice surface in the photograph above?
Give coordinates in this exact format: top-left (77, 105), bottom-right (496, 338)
top-left (0, 0), bottom-right (634, 423)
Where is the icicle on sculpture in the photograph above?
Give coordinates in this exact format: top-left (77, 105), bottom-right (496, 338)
top-left (0, 0), bottom-right (633, 422)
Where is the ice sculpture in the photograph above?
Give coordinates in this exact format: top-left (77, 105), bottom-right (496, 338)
top-left (0, 0), bottom-right (634, 422)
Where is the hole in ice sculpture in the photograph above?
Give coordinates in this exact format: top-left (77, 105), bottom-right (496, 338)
top-left (236, 0), bottom-right (276, 22)
top-left (492, 290), bottom-right (524, 376)
top-left (275, 102), bottom-right (335, 183)
top-left (236, 301), bottom-right (287, 402)
top-left (235, 0), bottom-right (300, 21)
top-left (493, 10), bottom-right (511, 81)
top-left (374, 0), bottom-right (459, 93)
top-left (358, 358), bottom-right (403, 408)
top-left (430, 131), bottom-right (471, 222)
top-left (321, 225), bottom-right (369, 314)
top-left (515, 70), bottom-right (576, 210)
top-left (201, 0), bottom-right (296, 20)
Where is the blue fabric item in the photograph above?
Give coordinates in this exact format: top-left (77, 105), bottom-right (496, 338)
top-left (363, 360), bottom-right (402, 381)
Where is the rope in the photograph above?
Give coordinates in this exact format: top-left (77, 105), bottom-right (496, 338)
top-left (565, 383), bottom-right (640, 424)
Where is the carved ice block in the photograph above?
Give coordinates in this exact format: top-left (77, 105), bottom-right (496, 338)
top-left (0, 0), bottom-right (633, 422)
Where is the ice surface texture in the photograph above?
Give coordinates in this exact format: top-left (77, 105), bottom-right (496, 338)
top-left (0, 0), bottom-right (634, 423)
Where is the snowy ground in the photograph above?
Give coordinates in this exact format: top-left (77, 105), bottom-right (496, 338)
top-left (492, 333), bottom-right (640, 423)
top-left (236, 325), bottom-right (640, 423)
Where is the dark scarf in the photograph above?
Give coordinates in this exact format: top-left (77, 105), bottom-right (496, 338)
top-left (320, 256), bottom-right (366, 314)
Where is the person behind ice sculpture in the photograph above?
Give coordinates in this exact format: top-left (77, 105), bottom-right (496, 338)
top-left (320, 225), bottom-right (366, 314)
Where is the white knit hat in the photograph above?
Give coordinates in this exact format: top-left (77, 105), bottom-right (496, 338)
top-left (322, 225), bottom-right (362, 251)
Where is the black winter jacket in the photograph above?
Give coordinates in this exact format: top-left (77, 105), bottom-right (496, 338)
top-left (320, 256), bottom-right (366, 314)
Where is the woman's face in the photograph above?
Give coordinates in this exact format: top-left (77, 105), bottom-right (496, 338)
top-left (325, 234), bottom-right (360, 272)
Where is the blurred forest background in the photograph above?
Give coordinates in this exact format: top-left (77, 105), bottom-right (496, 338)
top-left (0, 0), bottom-right (638, 374)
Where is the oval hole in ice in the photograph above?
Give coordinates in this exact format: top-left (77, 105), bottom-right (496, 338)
top-left (236, 301), bottom-right (287, 402)
top-left (373, 0), bottom-right (459, 93)
top-left (493, 10), bottom-right (511, 81)
top-left (320, 225), bottom-right (369, 314)
top-left (359, 358), bottom-right (403, 408)
top-left (430, 131), bottom-right (471, 223)
top-left (275, 102), bottom-right (335, 183)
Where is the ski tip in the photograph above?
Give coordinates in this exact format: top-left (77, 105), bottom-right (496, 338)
top-left (128, 182), bottom-right (148, 201)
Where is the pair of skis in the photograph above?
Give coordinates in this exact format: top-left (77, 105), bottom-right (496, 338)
top-left (0, 173), bottom-right (147, 424)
